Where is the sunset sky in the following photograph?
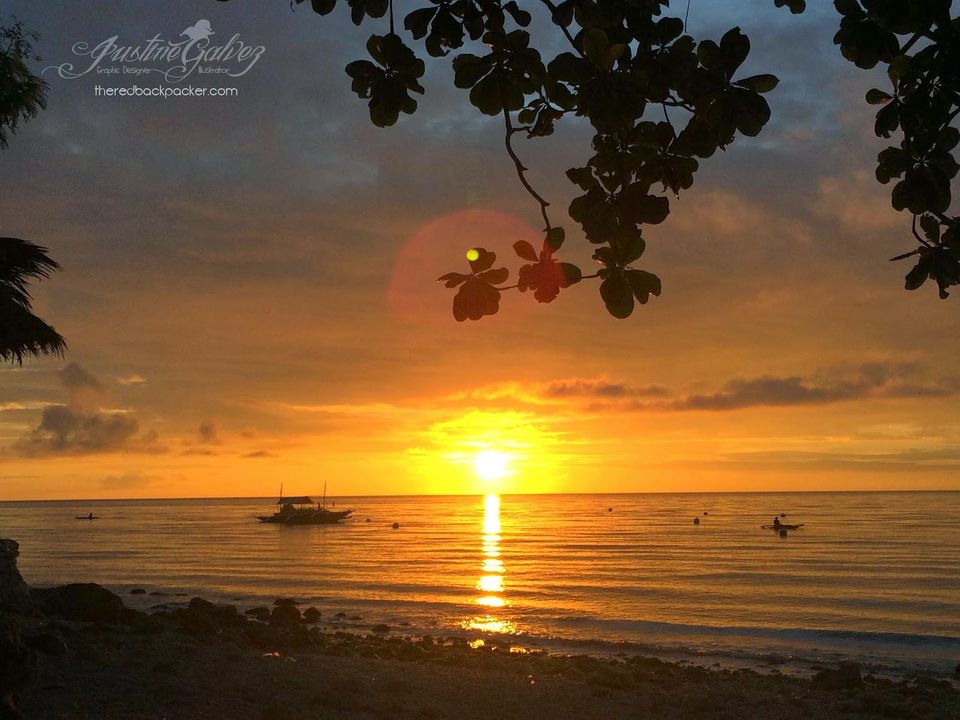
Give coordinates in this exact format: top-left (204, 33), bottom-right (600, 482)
top-left (2, 1), bottom-right (958, 500)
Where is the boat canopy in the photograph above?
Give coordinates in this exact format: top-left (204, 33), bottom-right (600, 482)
top-left (277, 496), bottom-right (314, 505)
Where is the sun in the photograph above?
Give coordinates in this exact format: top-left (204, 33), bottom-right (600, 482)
top-left (474, 450), bottom-right (509, 482)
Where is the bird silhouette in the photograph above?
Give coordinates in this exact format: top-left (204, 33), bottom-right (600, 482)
top-left (181, 19), bottom-right (215, 42)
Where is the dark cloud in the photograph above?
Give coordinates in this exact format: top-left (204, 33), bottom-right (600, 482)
top-left (670, 364), bottom-right (955, 411)
top-left (543, 380), bottom-right (627, 397)
top-left (542, 378), bottom-right (670, 398)
top-left (197, 420), bottom-right (219, 444)
top-left (542, 379), bottom-right (669, 399)
top-left (60, 362), bottom-right (104, 394)
top-left (465, 365), bottom-right (955, 414)
top-left (180, 448), bottom-right (216, 456)
top-left (537, 365), bottom-right (957, 414)
top-left (243, 450), bottom-right (276, 458)
top-left (12, 404), bottom-right (163, 457)
top-left (711, 447), bottom-right (960, 473)
top-left (8, 364), bottom-right (164, 457)
top-left (101, 471), bottom-right (156, 490)
top-left (678, 376), bottom-right (860, 410)
top-left (59, 361), bottom-right (110, 410)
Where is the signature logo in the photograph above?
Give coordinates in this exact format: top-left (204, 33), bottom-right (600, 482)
top-left (44, 19), bottom-right (265, 83)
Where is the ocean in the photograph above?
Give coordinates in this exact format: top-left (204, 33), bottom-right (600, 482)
top-left (2, 491), bottom-right (958, 677)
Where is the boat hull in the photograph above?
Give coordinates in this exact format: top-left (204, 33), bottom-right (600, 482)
top-left (257, 509), bottom-right (352, 525)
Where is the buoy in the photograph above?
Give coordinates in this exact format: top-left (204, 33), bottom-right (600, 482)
top-left (365, 518), bottom-right (371, 522)
top-left (780, 513), bottom-right (787, 517)
top-left (608, 507), bottom-right (613, 512)
top-left (703, 511), bottom-right (709, 515)
top-left (779, 528), bottom-right (788, 537)
top-left (392, 522), bottom-right (400, 530)
top-left (693, 517), bottom-right (700, 525)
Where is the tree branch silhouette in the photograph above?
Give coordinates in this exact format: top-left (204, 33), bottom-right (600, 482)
top-left (253, 0), bottom-right (959, 317)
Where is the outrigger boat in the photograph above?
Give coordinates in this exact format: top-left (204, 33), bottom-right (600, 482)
top-left (257, 484), bottom-right (352, 525)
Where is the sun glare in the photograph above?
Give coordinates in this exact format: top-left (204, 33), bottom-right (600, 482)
top-left (474, 450), bottom-right (509, 481)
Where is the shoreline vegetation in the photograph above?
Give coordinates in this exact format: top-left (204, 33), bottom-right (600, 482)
top-left (2, 544), bottom-right (958, 719)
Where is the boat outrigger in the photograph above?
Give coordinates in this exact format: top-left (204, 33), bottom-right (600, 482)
top-left (257, 490), bottom-right (352, 525)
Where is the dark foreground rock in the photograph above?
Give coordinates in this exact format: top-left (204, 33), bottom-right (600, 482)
top-left (269, 603), bottom-right (301, 627)
top-left (165, 597), bottom-right (245, 636)
top-left (30, 583), bottom-right (126, 624)
top-left (0, 539), bottom-right (29, 611)
top-left (0, 617), bottom-right (36, 719)
top-left (16, 615), bottom-right (960, 720)
top-left (245, 606), bottom-right (271, 621)
top-left (813, 661), bottom-right (863, 691)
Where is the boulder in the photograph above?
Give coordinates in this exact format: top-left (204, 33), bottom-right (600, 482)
top-left (813, 661), bottom-right (863, 690)
top-left (273, 598), bottom-right (299, 607)
top-left (178, 597), bottom-right (242, 635)
top-left (189, 597), bottom-right (239, 620)
top-left (31, 583), bottom-right (125, 624)
top-left (245, 606), bottom-right (271, 621)
top-left (0, 539), bottom-right (29, 611)
top-left (130, 588), bottom-right (146, 595)
top-left (302, 607), bottom-right (322, 623)
top-left (122, 607), bottom-right (164, 634)
top-left (269, 604), bottom-right (301, 627)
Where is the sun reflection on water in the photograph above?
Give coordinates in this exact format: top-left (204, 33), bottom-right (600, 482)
top-left (465, 494), bottom-right (516, 634)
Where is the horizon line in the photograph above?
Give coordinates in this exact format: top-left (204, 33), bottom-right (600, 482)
top-left (2, 488), bottom-right (958, 503)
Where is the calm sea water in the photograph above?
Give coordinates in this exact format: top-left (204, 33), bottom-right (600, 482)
top-left (1, 492), bottom-right (958, 676)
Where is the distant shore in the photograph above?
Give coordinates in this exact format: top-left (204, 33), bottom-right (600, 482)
top-left (5, 583), bottom-right (958, 720)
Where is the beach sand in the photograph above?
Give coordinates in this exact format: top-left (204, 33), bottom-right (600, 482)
top-left (7, 589), bottom-right (959, 720)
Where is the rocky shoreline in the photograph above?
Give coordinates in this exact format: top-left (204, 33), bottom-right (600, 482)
top-left (2, 538), bottom-right (959, 719)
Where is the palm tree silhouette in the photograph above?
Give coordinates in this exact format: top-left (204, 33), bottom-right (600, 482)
top-left (0, 238), bottom-right (66, 364)
top-left (0, 21), bottom-right (47, 149)
top-left (1, 21), bottom-right (65, 364)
